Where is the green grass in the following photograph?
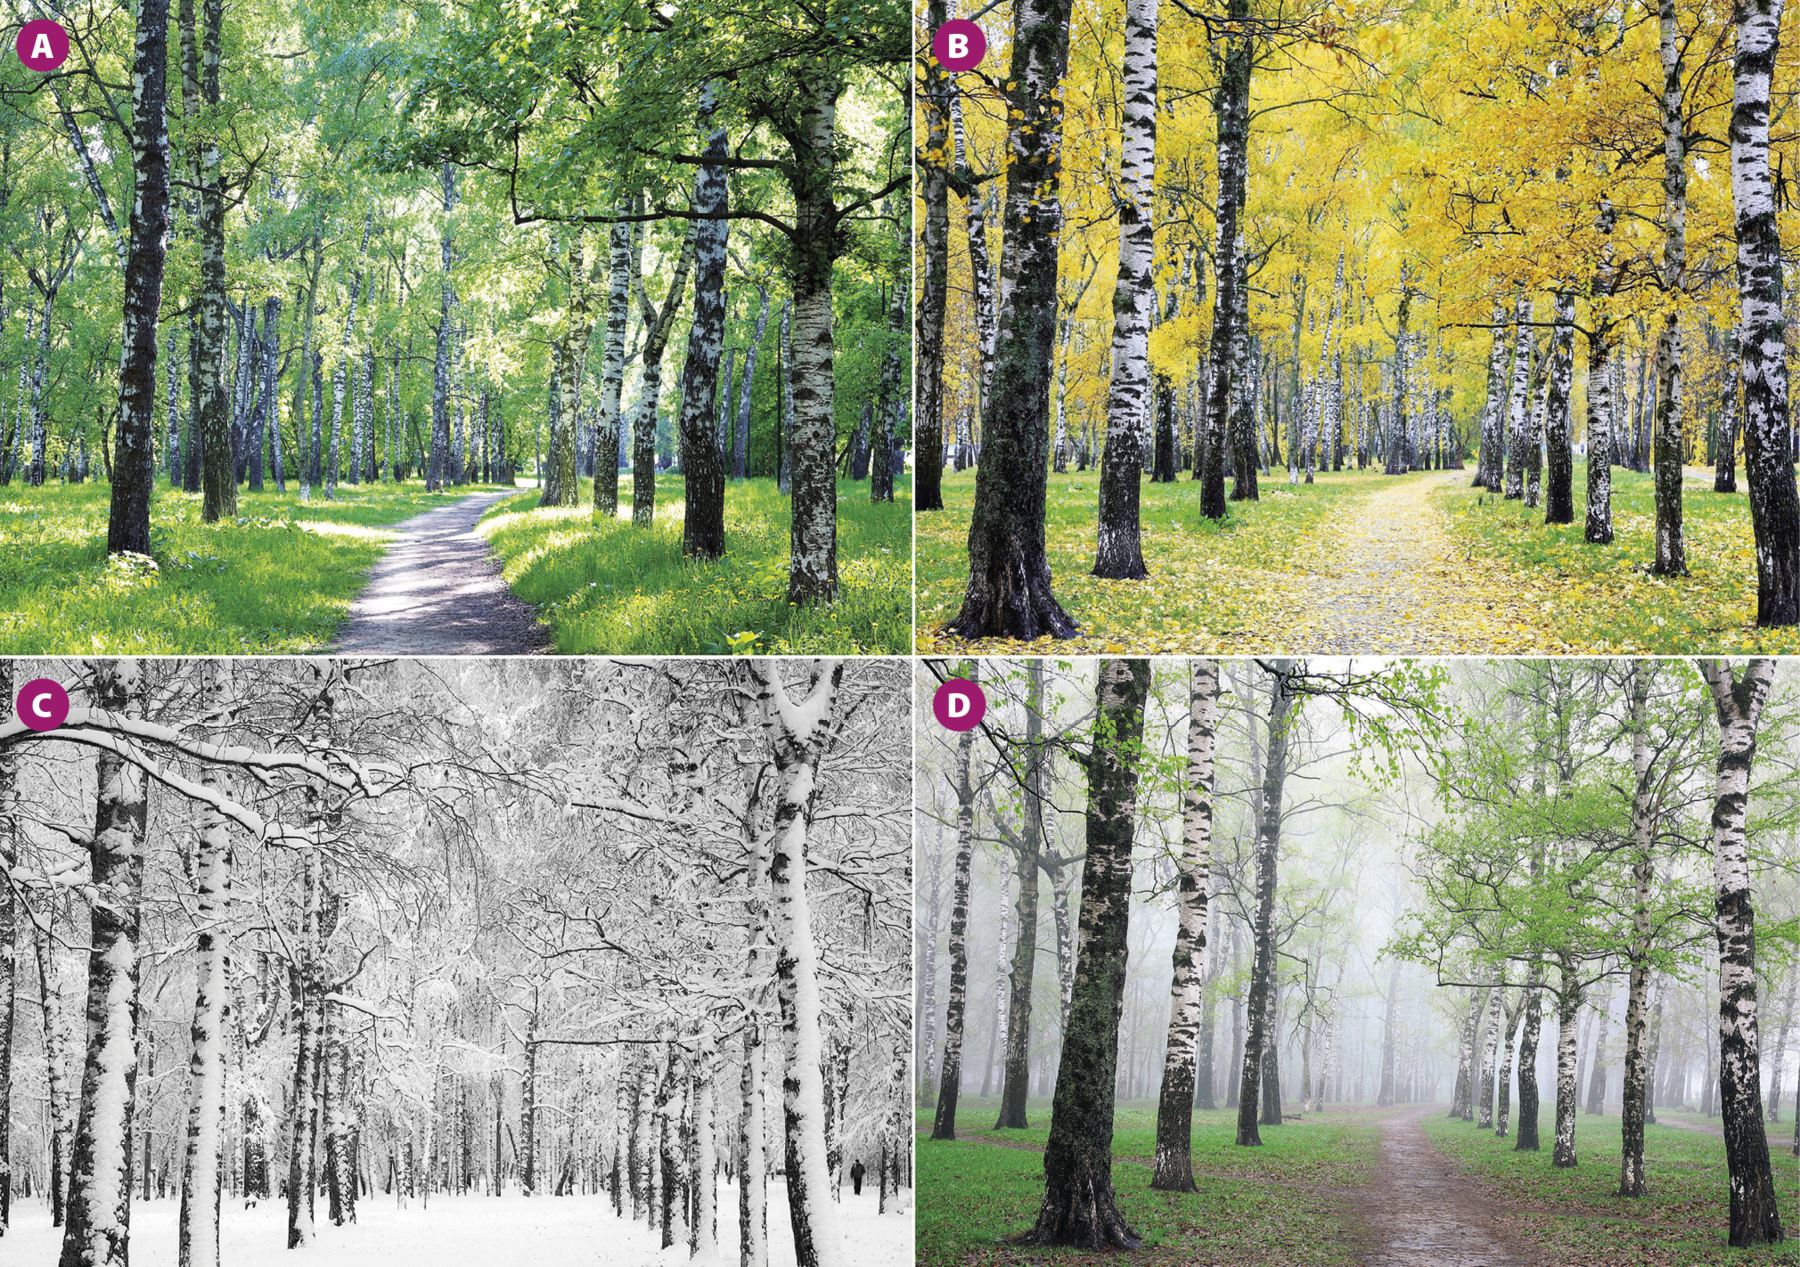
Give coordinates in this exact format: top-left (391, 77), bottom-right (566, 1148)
top-left (915, 466), bottom-right (1370, 654)
top-left (0, 479), bottom-right (472, 653)
top-left (1434, 461), bottom-right (1800, 654)
top-left (1421, 1109), bottom-right (1800, 1266)
top-left (477, 474), bottom-right (910, 654)
top-left (916, 1095), bottom-right (1377, 1266)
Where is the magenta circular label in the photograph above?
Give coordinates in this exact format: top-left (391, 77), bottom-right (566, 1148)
top-left (932, 20), bottom-right (986, 72)
top-left (17, 20), bottom-right (69, 72)
top-left (17, 678), bottom-right (70, 732)
top-left (932, 678), bottom-right (986, 732)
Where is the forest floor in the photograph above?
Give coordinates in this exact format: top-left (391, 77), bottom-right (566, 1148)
top-left (334, 488), bottom-right (549, 654)
top-left (916, 462), bottom-right (1800, 655)
top-left (1432, 461), bottom-right (1800, 654)
top-left (2, 1181), bottom-right (914, 1265)
top-left (0, 479), bottom-right (503, 653)
top-left (914, 1095), bottom-right (1800, 1266)
top-left (478, 474), bottom-right (911, 654)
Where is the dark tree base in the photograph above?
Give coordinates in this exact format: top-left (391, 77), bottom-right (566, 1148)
top-left (947, 552), bottom-right (1079, 641)
top-left (1014, 1162), bottom-right (1142, 1250)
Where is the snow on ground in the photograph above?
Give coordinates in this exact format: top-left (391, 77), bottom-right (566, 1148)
top-left (2, 1180), bottom-right (914, 1266)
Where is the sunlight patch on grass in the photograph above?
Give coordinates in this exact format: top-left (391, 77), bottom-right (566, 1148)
top-left (479, 474), bottom-right (910, 654)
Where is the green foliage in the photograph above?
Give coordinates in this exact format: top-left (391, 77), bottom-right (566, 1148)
top-left (477, 475), bottom-right (909, 653)
top-left (0, 480), bottom-right (466, 652)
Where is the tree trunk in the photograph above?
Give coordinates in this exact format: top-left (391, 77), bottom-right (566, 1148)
top-left (870, 280), bottom-right (900, 503)
top-left (1501, 293), bottom-right (1532, 498)
top-left (1698, 657), bottom-right (1786, 1245)
top-left (594, 219), bottom-right (631, 517)
top-left (1478, 986), bottom-right (1502, 1128)
top-left (177, 665), bottom-right (231, 1267)
top-left (930, 665), bottom-right (978, 1140)
top-left (914, 1), bottom-right (950, 512)
top-left (1552, 957), bottom-right (1581, 1167)
top-left (1732, 0), bottom-right (1800, 622)
top-left (1476, 298), bottom-right (1508, 489)
top-left (1017, 659), bottom-right (1149, 1249)
top-left (944, 0), bottom-right (1077, 638)
top-left (995, 661), bottom-right (1046, 1130)
top-left (1542, 293), bottom-right (1576, 524)
top-left (286, 843), bottom-right (324, 1248)
top-left (1152, 659), bottom-right (1217, 1191)
top-left (1205, 0), bottom-right (1251, 511)
top-left (1585, 325), bottom-right (1615, 542)
top-left (755, 660), bottom-right (848, 1267)
top-left (105, 0), bottom-right (172, 555)
top-left (1237, 665), bottom-right (1294, 1145)
top-left (1652, 0), bottom-right (1689, 575)
top-left (1093, 0), bottom-right (1157, 578)
top-left (57, 662), bottom-right (149, 1267)
top-left (429, 165), bottom-right (456, 492)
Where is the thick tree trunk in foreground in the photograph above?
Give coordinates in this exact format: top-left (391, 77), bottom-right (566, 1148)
top-left (1478, 986), bottom-right (1502, 1128)
top-left (1502, 293), bottom-right (1533, 499)
top-left (1018, 659), bottom-right (1149, 1249)
top-left (931, 665), bottom-right (978, 1140)
top-left (677, 89), bottom-right (732, 554)
top-left (1237, 665), bottom-right (1294, 1146)
top-left (1732, 0), bottom-right (1800, 623)
top-left (996, 661), bottom-right (1046, 1130)
top-left (1093, 0), bottom-right (1157, 579)
top-left (754, 659), bottom-right (848, 1267)
top-left (782, 77), bottom-right (844, 606)
top-left (945, 0), bottom-right (1078, 638)
top-left (191, 0), bottom-right (233, 523)
top-left (1152, 658), bottom-right (1217, 1191)
top-left (58, 662), bottom-right (149, 1267)
top-left (105, 0), bottom-right (172, 556)
top-left (1698, 657), bottom-right (1785, 1245)
top-left (543, 231), bottom-right (591, 508)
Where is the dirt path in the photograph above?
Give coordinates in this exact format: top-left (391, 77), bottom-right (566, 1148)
top-left (1354, 1104), bottom-right (1536, 1267)
top-left (1278, 470), bottom-right (1528, 654)
top-left (332, 490), bottom-right (549, 655)
top-left (1654, 1114), bottom-right (1725, 1139)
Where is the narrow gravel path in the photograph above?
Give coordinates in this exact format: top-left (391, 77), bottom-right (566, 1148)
top-left (333, 490), bottom-right (549, 655)
top-left (1356, 1104), bottom-right (1535, 1267)
top-left (1287, 471), bottom-right (1520, 655)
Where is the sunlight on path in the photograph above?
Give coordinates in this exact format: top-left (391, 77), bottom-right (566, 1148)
top-left (1283, 472), bottom-right (1558, 655)
top-left (333, 489), bottom-right (548, 655)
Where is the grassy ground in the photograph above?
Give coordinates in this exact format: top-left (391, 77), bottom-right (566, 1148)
top-left (915, 1095), bottom-right (1378, 1266)
top-left (915, 467), bottom-right (1367, 654)
top-left (0, 479), bottom-right (470, 653)
top-left (1433, 462), bottom-right (1800, 654)
top-left (477, 474), bottom-right (910, 654)
top-left (1421, 1110), bottom-right (1800, 1266)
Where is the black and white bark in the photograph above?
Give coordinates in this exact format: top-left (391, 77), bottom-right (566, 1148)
top-left (1731, 0), bottom-right (1800, 623)
top-left (995, 661), bottom-right (1046, 1130)
top-left (1542, 293), bottom-right (1576, 524)
top-left (595, 219), bottom-right (632, 517)
top-left (914, 0), bottom-right (951, 512)
top-left (1652, 0), bottom-right (1689, 576)
top-left (1092, 0), bottom-right (1157, 579)
top-left (679, 88), bottom-right (732, 556)
top-left (931, 662), bottom-right (978, 1140)
top-left (104, 0), bottom-right (172, 556)
top-left (428, 165), bottom-right (456, 492)
top-left (1620, 662), bottom-right (1654, 1197)
top-left (1697, 657), bottom-right (1785, 1245)
top-left (57, 662), bottom-right (149, 1267)
top-left (1151, 659), bottom-right (1217, 1192)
